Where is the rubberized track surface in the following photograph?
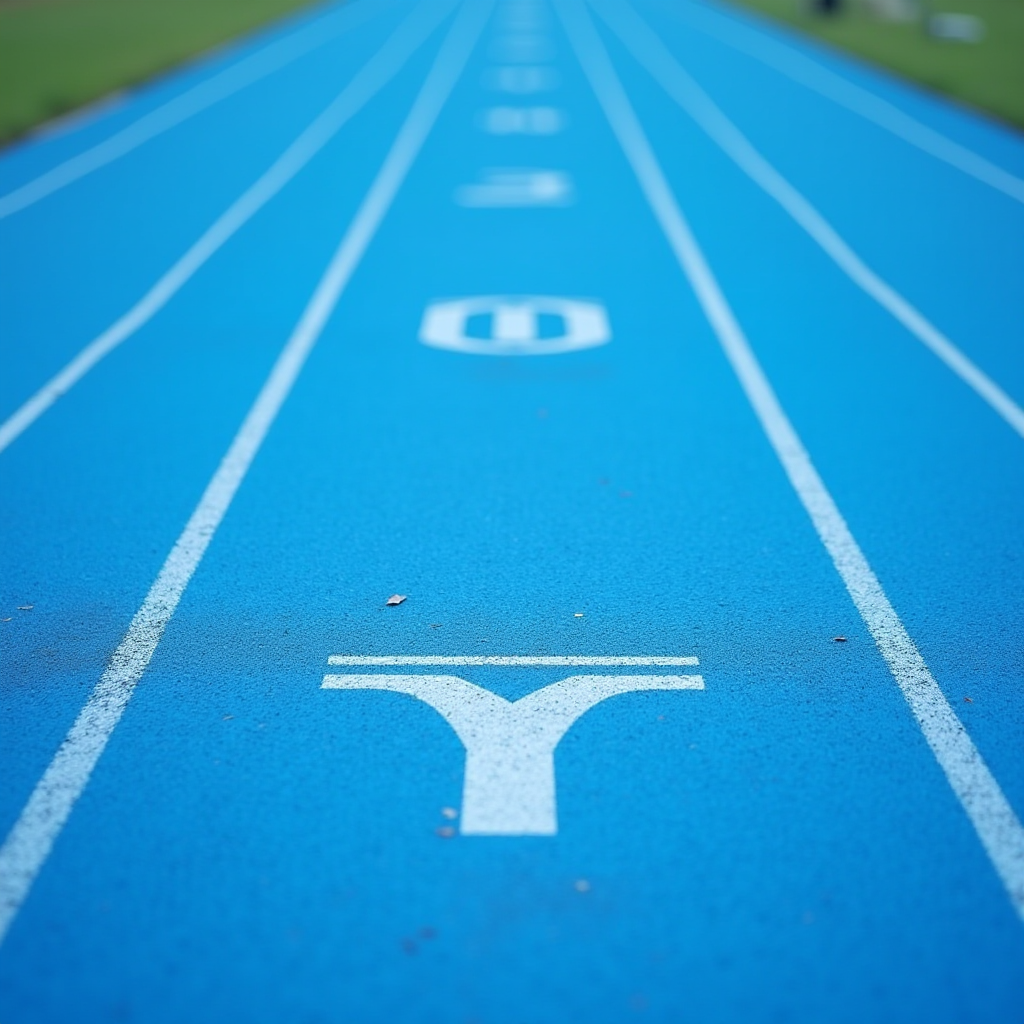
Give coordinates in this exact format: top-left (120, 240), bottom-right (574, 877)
top-left (1, 1), bottom-right (1023, 1020)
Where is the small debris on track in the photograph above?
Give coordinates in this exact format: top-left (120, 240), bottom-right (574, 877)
top-left (385, 594), bottom-right (407, 606)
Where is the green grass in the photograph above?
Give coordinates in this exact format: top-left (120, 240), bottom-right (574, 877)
top-left (726, 0), bottom-right (1024, 128)
top-left (0, 0), bottom-right (326, 145)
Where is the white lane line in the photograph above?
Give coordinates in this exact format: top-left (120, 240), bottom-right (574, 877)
top-left (652, 0), bottom-right (1024, 204)
top-left (0, 0), bottom-right (453, 458)
top-left (327, 655), bottom-right (700, 665)
top-left (595, 0), bottom-right (1024, 440)
top-left (0, 0), bottom-right (492, 947)
top-left (558, 0), bottom-right (1024, 919)
top-left (0, 0), bottom-right (391, 219)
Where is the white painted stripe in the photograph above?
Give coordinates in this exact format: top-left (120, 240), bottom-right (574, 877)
top-left (596, 0), bottom-right (1024, 440)
top-left (0, 0), bottom-right (491, 946)
top-left (0, 0), bottom-right (452, 458)
top-left (327, 655), bottom-right (700, 665)
top-left (558, 0), bottom-right (1024, 919)
top-left (0, 0), bottom-right (390, 219)
top-left (657, 0), bottom-right (1024, 204)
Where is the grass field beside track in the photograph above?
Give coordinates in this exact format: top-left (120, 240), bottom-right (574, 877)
top-left (0, 0), bottom-right (323, 145)
top-left (728, 0), bottom-right (1024, 128)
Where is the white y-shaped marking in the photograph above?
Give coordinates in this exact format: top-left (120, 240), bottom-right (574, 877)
top-left (655, 0), bottom-right (1024, 203)
top-left (0, 0), bottom-right (493, 946)
top-left (0, 0), bottom-right (453, 457)
top-left (0, 0), bottom-right (391, 219)
top-left (557, 0), bottom-right (1024, 919)
top-left (594, 0), bottom-right (1024, 439)
top-left (321, 673), bottom-right (704, 833)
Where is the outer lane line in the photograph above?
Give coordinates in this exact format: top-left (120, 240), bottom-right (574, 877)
top-left (0, 0), bottom-right (391, 220)
top-left (595, 0), bottom-right (1024, 440)
top-left (0, 0), bottom-right (452, 457)
top-left (0, 0), bottom-right (492, 947)
top-left (557, 0), bottom-right (1024, 919)
top-left (327, 655), bottom-right (700, 665)
top-left (651, 0), bottom-right (1024, 204)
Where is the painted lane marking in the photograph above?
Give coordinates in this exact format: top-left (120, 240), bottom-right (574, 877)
top-left (0, 0), bottom-right (494, 947)
top-left (656, 0), bottom-right (1024, 204)
top-left (0, 0), bottom-right (392, 220)
top-left (328, 655), bottom-right (700, 665)
top-left (321, 673), bottom-right (704, 834)
top-left (455, 168), bottom-right (574, 206)
top-left (420, 295), bottom-right (610, 355)
top-left (558, 0), bottom-right (1024, 919)
top-left (595, 0), bottom-right (1024, 440)
top-left (480, 105), bottom-right (566, 133)
top-left (483, 65), bottom-right (560, 92)
top-left (0, 0), bottom-right (454, 458)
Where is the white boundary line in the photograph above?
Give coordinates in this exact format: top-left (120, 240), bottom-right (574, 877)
top-left (651, 0), bottom-right (1024, 204)
top-left (0, 0), bottom-right (492, 946)
top-left (595, 0), bottom-right (1024, 440)
top-left (557, 0), bottom-right (1024, 919)
top-left (0, 0), bottom-right (391, 219)
top-left (0, 0), bottom-right (453, 457)
top-left (327, 655), bottom-right (700, 665)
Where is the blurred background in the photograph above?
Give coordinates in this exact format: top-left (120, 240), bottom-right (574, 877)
top-left (0, 0), bottom-right (1021, 147)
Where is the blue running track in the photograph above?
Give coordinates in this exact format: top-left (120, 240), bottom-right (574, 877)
top-left (1, 0), bottom-right (1023, 1020)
